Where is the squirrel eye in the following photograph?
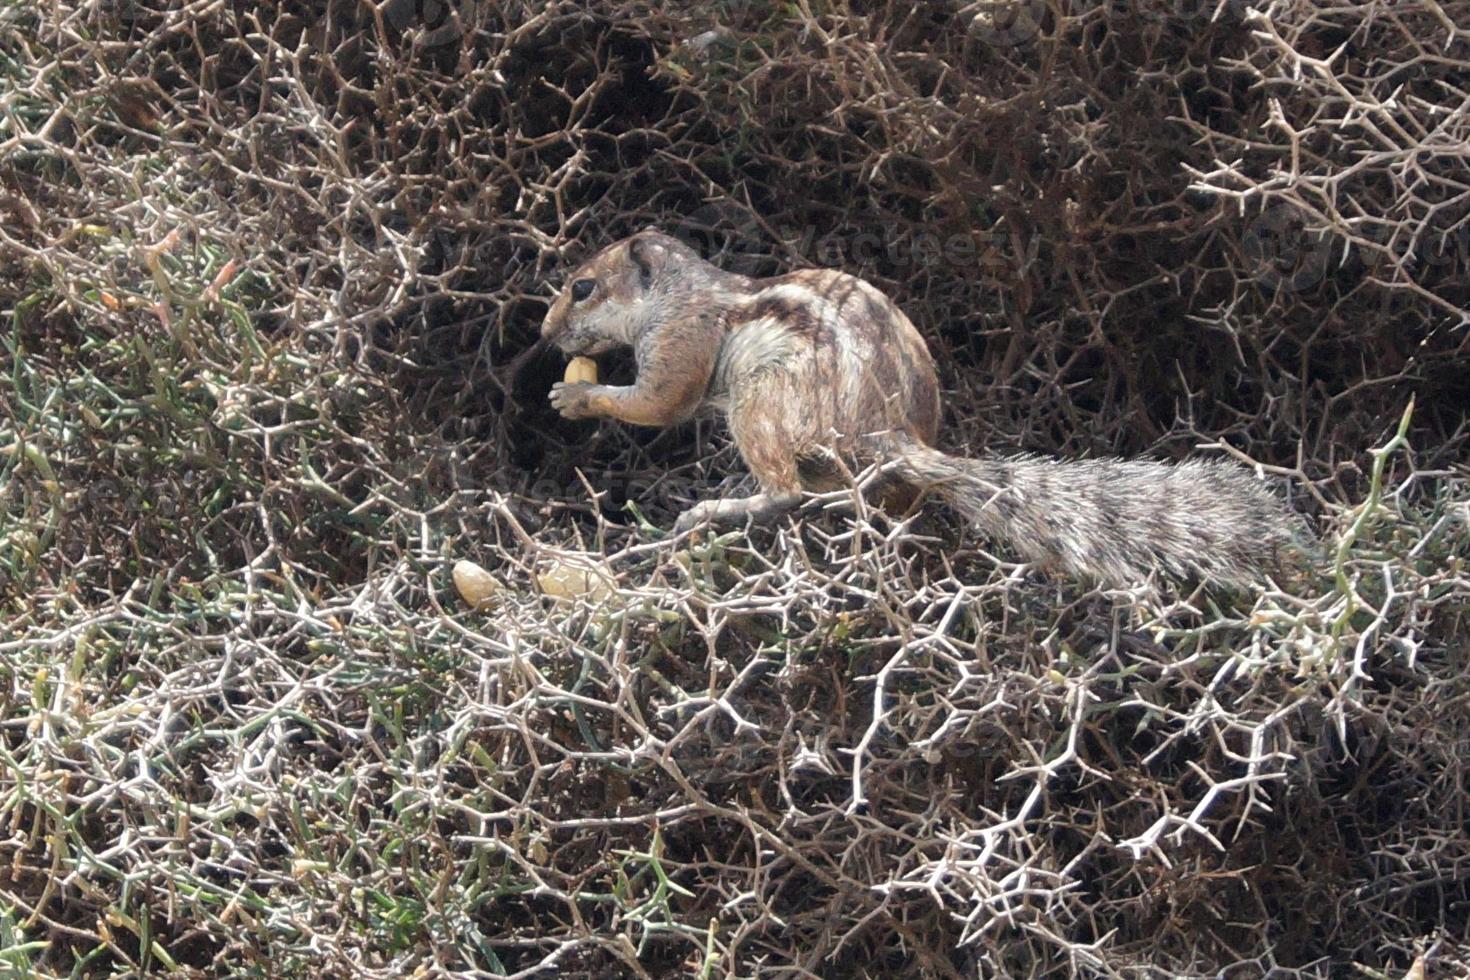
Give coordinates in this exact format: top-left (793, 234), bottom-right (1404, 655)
top-left (570, 278), bottom-right (596, 302)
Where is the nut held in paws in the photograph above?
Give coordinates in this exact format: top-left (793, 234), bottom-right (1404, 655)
top-left (564, 356), bottom-right (598, 385)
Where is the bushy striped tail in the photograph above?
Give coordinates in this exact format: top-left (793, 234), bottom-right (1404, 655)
top-left (881, 438), bottom-right (1313, 587)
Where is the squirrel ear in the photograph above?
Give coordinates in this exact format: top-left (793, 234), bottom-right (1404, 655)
top-left (627, 234), bottom-right (660, 287)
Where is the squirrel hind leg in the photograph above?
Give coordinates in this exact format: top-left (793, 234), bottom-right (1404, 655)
top-left (675, 387), bottom-right (808, 533)
top-left (672, 489), bottom-right (802, 534)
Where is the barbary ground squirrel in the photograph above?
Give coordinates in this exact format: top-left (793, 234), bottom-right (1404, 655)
top-left (540, 228), bottom-right (1311, 587)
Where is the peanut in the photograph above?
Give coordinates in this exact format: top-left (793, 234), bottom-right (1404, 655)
top-left (451, 559), bottom-right (500, 608)
top-left (564, 356), bottom-right (598, 385)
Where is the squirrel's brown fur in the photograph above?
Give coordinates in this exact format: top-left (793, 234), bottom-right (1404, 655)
top-left (541, 229), bottom-right (1311, 587)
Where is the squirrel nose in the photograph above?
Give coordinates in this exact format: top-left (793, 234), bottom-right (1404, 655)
top-left (541, 292), bottom-right (577, 339)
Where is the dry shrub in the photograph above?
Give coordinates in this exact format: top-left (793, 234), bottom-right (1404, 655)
top-left (1, 0), bottom-right (1467, 976)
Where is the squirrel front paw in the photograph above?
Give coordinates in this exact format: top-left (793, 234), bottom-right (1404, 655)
top-left (549, 381), bottom-right (599, 419)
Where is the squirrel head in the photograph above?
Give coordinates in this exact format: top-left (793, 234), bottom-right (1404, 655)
top-left (540, 228), bottom-right (698, 356)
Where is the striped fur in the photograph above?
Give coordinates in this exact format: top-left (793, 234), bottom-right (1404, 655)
top-left (541, 229), bottom-right (1312, 587)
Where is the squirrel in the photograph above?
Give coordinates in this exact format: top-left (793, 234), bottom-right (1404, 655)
top-left (540, 228), bottom-right (1311, 587)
